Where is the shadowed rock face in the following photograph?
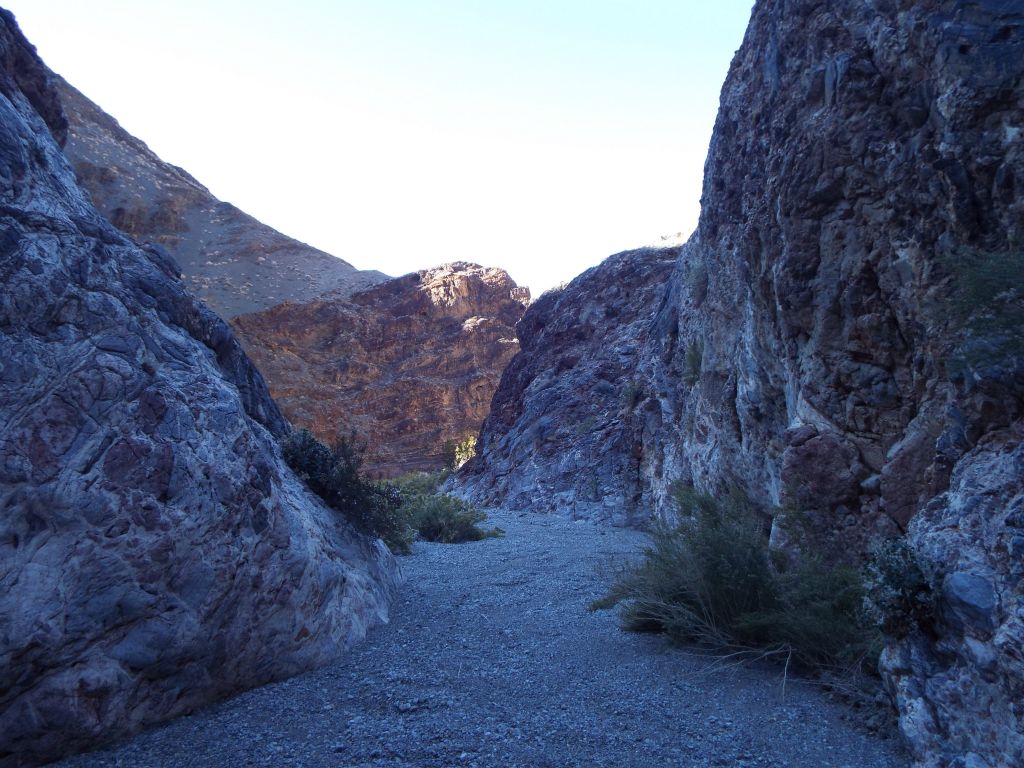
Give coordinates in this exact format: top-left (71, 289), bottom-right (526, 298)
top-left (233, 263), bottom-right (530, 477)
top-left (457, 1), bottom-right (1023, 764)
top-left (0, 12), bottom-right (398, 766)
top-left (456, 248), bottom-right (678, 522)
top-left (52, 76), bottom-right (387, 318)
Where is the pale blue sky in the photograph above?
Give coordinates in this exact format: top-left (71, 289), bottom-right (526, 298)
top-left (7, 1), bottom-right (754, 294)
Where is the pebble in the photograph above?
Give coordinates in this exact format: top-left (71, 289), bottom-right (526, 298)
top-left (57, 509), bottom-right (908, 768)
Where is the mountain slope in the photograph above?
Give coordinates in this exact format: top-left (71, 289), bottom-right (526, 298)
top-left (53, 75), bottom-right (386, 318)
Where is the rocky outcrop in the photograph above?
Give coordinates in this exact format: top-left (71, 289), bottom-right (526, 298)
top-left (0, 12), bottom-right (398, 766)
top-left (233, 263), bottom-right (529, 477)
top-left (456, 248), bottom-right (677, 522)
top-left (52, 76), bottom-right (386, 318)
top-left (457, 1), bottom-right (1023, 764)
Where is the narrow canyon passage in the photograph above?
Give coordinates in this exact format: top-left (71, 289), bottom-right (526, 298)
top-left (58, 511), bottom-right (908, 768)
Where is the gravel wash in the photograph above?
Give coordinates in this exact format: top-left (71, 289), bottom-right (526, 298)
top-left (57, 510), bottom-right (909, 768)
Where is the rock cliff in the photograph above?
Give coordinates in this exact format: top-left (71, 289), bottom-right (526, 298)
top-left (52, 76), bottom-right (386, 318)
top-left (456, 247), bottom-right (677, 522)
top-left (0, 12), bottom-right (398, 766)
top-left (233, 263), bottom-right (530, 477)
top-left (456, 1), bottom-right (1023, 765)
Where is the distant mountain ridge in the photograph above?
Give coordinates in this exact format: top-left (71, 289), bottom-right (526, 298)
top-left (52, 75), bottom-right (387, 317)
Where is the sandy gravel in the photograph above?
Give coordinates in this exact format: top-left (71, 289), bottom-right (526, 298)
top-left (57, 509), bottom-right (909, 768)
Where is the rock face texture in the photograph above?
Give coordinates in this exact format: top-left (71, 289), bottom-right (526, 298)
top-left (0, 12), bottom-right (398, 766)
top-left (52, 76), bottom-right (386, 318)
top-left (456, 248), bottom-right (678, 522)
top-left (233, 263), bottom-right (530, 477)
top-left (457, 1), bottom-right (1023, 765)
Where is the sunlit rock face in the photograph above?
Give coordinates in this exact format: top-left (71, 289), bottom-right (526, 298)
top-left (457, 1), bottom-right (1024, 764)
top-left (52, 75), bottom-right (387, 318)
top-left (233, 262), bottom-right (530, 477)
top-left (0, 12), bottom-right (399, 766)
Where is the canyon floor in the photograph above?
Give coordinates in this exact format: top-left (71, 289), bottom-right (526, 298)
top-left (57, 510), bottom-right (909, 768)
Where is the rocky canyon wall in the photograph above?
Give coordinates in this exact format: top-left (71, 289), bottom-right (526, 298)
top-left (456, 247), bottom-right (678, 522)
top-left (233, 263), bottom-right (530, 477)
top-left (457, 1), bottom-right (1023, 765)
top-left (0, 12), bottom-right (399, 766)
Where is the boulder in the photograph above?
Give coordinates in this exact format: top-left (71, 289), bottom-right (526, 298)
top-left (0, 11), bottom-right (399, 765)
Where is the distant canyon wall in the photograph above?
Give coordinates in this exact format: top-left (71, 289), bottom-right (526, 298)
top-left (233, 263), bottom-right (530, 477)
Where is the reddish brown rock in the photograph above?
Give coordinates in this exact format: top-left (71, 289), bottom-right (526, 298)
top-left (51, 76), bottom-right (386, 318)
top-left (233, 263), bottom-right (529, 476)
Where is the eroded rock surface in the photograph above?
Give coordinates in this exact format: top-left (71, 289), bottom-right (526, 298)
top-left (233, 263), bottom-right (529, 476)
top-left (456, 248), bottom-right (677, 522)
top-left (0, 13), bottom-right (398, 766)
top-left (456, 1), bottom-right (1023, 764)
top-left (53, 76), bottom-right (386, 318)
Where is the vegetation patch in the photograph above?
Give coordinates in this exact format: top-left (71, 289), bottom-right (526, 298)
top-left (284, 432), bottom-right (502, 552)
top-left (863, 537), bottom-right (935, 639)
top-left (590, 485), bottom-right (881, 673)
top-left (621, 381), bottom-right (646, 410)
top-left (443, 435), bottom-right (478, 470)
top-left (394, 472), bottom-right (504, 544)
top-left (283, 429), bottom-right (413, 553)
top-left (941, 247), bottom-right (1024, 371)
top-left (683, 339), bottom-right (703, 385)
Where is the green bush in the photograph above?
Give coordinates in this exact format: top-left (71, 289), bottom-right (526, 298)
top-left (282, 429), bottom-right (413, 553)
top-left (941, 248), bottom-right (1024, 371)
top-left (590, 485), bottom-right (880, 672)
top-left (394, 472), bottom-right (503, 544)
top-left (683, 339), bottom-right (704, 385)
top-left (621, 381), bottom-right (646, 410)
top-left (863, 538), bottom-right (934, 638)
top-left (442, 436), bottom-right (478, 470)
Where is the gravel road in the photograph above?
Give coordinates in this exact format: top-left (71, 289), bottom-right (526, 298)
top-left (58, 509), bottom-right (909, 768)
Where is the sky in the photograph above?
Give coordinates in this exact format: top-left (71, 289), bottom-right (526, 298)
top-left (6, 0), bottom-right (754, 295)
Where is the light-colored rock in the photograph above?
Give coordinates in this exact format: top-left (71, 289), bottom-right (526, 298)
top-left (882, 425), bottom-right (1024, 768)
top-left (0, 12), bottom-right (399, 766)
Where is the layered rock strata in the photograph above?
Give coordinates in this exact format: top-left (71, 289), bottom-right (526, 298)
top-left (53, 76), bottom-right (386, 318)
top-left (0, 12), bottom-right (398, 766)
top-left (457, 1), bottom-right (1023, 765)
top-left (233, 263), bottom-right (530, 477)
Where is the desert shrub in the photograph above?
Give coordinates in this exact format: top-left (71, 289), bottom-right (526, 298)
top-left (941, 248), bottom-right (1024, 370)
top-left (283, 429), bottom-right (413, 553)
top-left (393, 469), bottom-right (449, 497)
top-left (591, 485), bottom-right (880, 672)
top-left (683, 339), bottom-right (703, 385)
top-left (864, 538), bottom-right (934, 638)
top-left (687, 258), bottom-right (708, 307)
top-left (443, 436), bottom-right (478, 470)
top-left (394, 472), bottom-right (503, 544)
top-left (454, 435), bottom-right (477, 468)
top-left (622, 381), bottom-right (648, 410)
